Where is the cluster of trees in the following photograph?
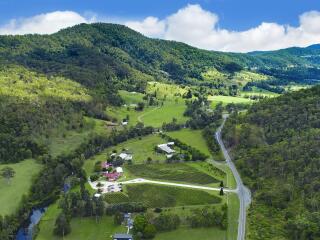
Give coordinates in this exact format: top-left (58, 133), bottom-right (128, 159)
top-left (184, 96), bottom-right (222, 129)
top-left (53, 185), bottom-right (105, 237)
top-left (243, 81), bottom-right (285, 94)
top-left (187, 205), bottom-right (228, 229)
top-left (222, 86), bottom-right (320, 239)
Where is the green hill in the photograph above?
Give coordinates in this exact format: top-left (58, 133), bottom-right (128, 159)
top-left (222, 86), bottom-right (320, 239)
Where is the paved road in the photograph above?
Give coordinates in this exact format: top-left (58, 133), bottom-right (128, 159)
top-left (215, 114), bottom-right (251, 240)
top-left (120, 178), bottom-right (236, 193)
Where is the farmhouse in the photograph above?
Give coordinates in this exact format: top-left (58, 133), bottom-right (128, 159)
top-left (113, 233), bottom-right (133, 240)
top-left (157, 143), bottom-right (175, 154)
top-left (104, 172), bottom-right (121, 181)
top-left (119, 153), bottom-right (133, 161)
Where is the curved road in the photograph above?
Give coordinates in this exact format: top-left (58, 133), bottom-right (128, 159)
top-left (215, 114), bottom-right (251, 240)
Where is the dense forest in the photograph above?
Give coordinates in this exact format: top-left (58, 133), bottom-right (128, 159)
top-left (222, 86), bottom-right (320, 240)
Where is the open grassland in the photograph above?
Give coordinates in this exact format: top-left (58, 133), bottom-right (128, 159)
top-left (155, 227), bottom-right (227, 240)
top-left (111, 184), bottom-right (222, 208)
top-left (208, 95), bottom-right (253, 108)
top-left (166, 129), bottom-right (211, 156)
top-left (44, 117), bottom-right (111, 157)
top-left (107, 88), bottom-right (188, 128)
top-left (37, 205), bottom-right (126, 240)
top-left (83, 134), bottom-right (168, 175)
top-left (233, 70), bottom-right (268, 85)
top-left (0, 65), bottom-right (91, 102)
top-left (146, 81), bottom-right (188, 99)
top-left (141, 99), bottom-right (188, 127)
top-left (125, 163), bottom-right (221, 185)
top-left (106, 99), bottom-right (188, 128)
top-left (119, 90), bottom-right (144, 104)
top-left (0, 159), bottom-right (41, 215)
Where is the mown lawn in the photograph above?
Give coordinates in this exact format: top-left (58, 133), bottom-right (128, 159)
top-left (125, 163), bottom-right (220, 185)
top-left (0, 159), bottom-right (42, 215)
top-left (227, 193), bottom-right (240, 240)
top-left (115, 184), bottom-right (222, 208)
top-left (166, 129), bottom-right (211, 156)
top-left (155, 227), bottom-right (226, 240)
top-left (83, 134), bottom-right (168, 176)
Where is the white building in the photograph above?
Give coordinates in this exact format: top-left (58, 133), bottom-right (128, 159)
top-left (116, 167), bottom-right (124, 173)
top-left (157, 143), bottom-right (175, 154)
top-left (119, 153), bottom-right (133, 161)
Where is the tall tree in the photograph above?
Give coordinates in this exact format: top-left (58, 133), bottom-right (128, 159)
top-left (1, 167), bottom-right (15, 185)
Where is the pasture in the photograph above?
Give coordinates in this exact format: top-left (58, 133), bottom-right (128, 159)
top-left (123, 184), bottom-right (222, 208)
top-left (166, 129), bottom-right (211, 156)
top-left (44, 117), bottom-right (111, 158)
top-left (106, 88), bottom-right (188, 128)
top-left (125, 163), bottom-right (221, 185)
top-left (0, 159), bottom-right (42, 215)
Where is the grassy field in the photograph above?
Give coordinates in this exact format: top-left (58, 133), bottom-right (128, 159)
top-left (83, 134), bottom-right (168, 175)
top-left (106, 184), bottom-right (222, 208)
top-left (125, 163), bottom-right (221, 185)
top-left (37, 204), bottom-right (126, 240)
top-left (155, 227), bottom-right (226, 240)
top-left (119, 90), bottom-right (145, 104)
top-left (107, 88), bottom-right (188, 128)
top-left (146, 81), bottom-right (188, 99)
top-left (141, 99), bottom-right (188, 127)
top-left (43, 117), bottom-right (111, 158)
top-left (0, 159), bottom-right (42, 215)
top-left (208, 95), bottom-right (253, 107)
top-left (166, 129), bottom-right (211, 156)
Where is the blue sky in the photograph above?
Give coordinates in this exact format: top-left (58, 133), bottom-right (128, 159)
top-left (0, 0), bottom-right (320, 52)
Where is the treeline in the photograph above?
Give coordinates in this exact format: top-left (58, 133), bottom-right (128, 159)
top-left (222, 86), bottom-right (320, 240)
top-left (162, 134), bottom-right (208, 161)
top-left (0, 124), bottom-right (154, 239)
top-left (0, 96), bottom-right (85, 163)
top-left (131, 204), bottom-right (227, 239)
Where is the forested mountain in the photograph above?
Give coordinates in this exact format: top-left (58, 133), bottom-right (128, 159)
top-left (1, 23), bottom-right (319, 164)
top-left (222, 86), bottom-right (320, 239)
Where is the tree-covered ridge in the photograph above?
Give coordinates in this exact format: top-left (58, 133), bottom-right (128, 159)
top-left (0, 65), bottom-right (94, 163)
top-left (222, 86), bottom-right (320, 240)
top-left (0, 65), bottom-right (91, 102)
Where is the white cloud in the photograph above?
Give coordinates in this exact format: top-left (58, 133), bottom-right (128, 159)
top-left (125, 4), bottom-right (320, 52)
top-left (125, 17), bottom-right (165, 38)
top-left (0, 11), bottom-right (94, 35)
top-left (0, 6), bottom-right (320, 52)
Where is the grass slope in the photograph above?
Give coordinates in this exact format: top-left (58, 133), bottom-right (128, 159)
top-left (0, 159), bottom-right (41, 215)
top-left (106, 184), bottom-right (222, 208)
top-left (46, 117), bottom-right (111, 157)
top-left (166, 129), bottom-right (211, 156)
top-left (125, 163), bottom-right (220, 185)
